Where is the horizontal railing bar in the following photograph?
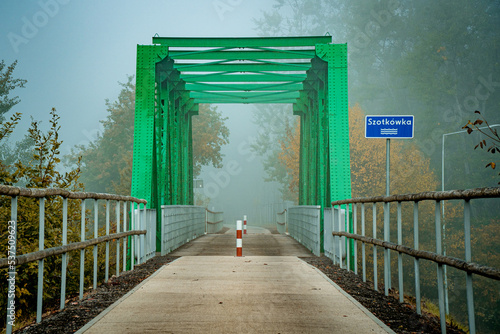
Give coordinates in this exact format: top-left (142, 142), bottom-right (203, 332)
top-left (332, 231), bottom-right (500, 281)
top-left (207, 220), bottom-right (224, 224)
top-left (0, 185), bottom-right (147, 204)
top-left (332, 187), bottom-right (500, 205)
top-left (0, 230), bottom-right (146, 269)
top-left (205, 209), bottom-right (223, 214)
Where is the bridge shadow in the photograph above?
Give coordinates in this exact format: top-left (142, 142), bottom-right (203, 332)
top-left (169, 225), bottom-right (315, 257)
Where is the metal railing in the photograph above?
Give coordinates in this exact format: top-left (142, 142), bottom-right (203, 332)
top-left (324, 207), bottom-right (345, 264)
top-left (135, 208), bottom-right (156, 264)
top-left (276, 209), bottom-right (287, 234)
top-left (0, 185), bottom-right (148, 334)
top-left (287, 206), bottom-right (321, 256)
top-left (160, 205), bottom-right (206, 255)
top-left (331, 187), bottom-right (500, 334)
top-left (206, 209), bottom-right (224, 234)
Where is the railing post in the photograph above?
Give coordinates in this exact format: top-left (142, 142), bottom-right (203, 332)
top-left (285, 208), bottom-right (287, 234)
top-left (131, 202), bottom-right (135, 270)
top-left (346, 204), bottom-right (350, 271)
top-left (435, 200), bottom-right (446, 333)
top-left (140, 203), bottom-right (146, 263)
top-left (353, 203), bottom-right (358, 275)
top-left (337, 206), bottom-right (342, 268)
top-left (361, 203), bottom-right (366, 283)
top-left (37, 197), bottom-right (45, 322)
top-left (105, 199), bottom-right (110, 282)
top-left (123, 201), bottom-right (127, 272)
top-left (93, 199), bottom-right (98, 290)
top-left (116, 201), bottom-right (120, 277)
top-left (79, 199), bottom-right (85, 300)
top-left (413, 201), bottom-right (421, 314)
top-left (205, 208), bottom-right (208, 234)
top-left (60, 197), bottom-right (68, 310)
top-left (373, 203), bottom-right (378, 291)
top-left (330, 207), bottom-right (336, 265)
top-left (6, 196), bottom-right (18, 334)
top-left (464, 199), bottom-right (476, 334)
top-left (397, 201), bottom-right (403, 303)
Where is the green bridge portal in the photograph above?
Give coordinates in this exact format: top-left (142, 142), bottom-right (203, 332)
top-left (131, 36), bottom-right (351, 251)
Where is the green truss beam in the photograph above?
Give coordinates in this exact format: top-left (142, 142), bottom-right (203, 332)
top-left (190, 91), bottom-right (300, 100)
top-left (132, 36), bottom-right (351, 253)
top-left (181, 73), bottom-right (307, 83)
top-left (174, 62), bottom-right (310, 72)
top-left (168, 50), bottom-right (316, 60)
top-left (185, 82), bottom-right (304, 92)
top-left (152, 36), bottom-right (332, 47)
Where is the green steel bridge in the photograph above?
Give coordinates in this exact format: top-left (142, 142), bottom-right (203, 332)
top-left (132, 35), bottom-right (350, 252)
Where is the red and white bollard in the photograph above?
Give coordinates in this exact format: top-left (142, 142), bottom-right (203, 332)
top-left (243, 215), bottom-right (247, 235)
top-left (236, 220), bottom-right (243, 257)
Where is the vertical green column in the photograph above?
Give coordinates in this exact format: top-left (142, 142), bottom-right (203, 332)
top-left (316, 43), bottom-right (351, 203)
top-left (132, 45), bottom-right (167, 252)
top-left (294, 93), bottom-right (308, 205)
top-left (132, 45), bottom-right (168, 206)
top-left (318, 43), bottom-right (351, 263)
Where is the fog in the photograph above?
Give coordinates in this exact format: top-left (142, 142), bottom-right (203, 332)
top-left (197, 105), bottom-right (290, 226)
top-left (0, 0), bottom-right (274, 150)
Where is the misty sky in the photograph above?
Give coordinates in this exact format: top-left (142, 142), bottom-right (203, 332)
top-left (0, 0), bottom-right (275, 151)
top-left (0, 0), bottom-right (288, 222)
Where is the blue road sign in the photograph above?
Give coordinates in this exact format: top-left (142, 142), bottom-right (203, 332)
top-left (365, 115), bottom-right (414, 138)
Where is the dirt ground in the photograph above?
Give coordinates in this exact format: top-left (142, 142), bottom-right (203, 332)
top-left (16, 250), bottom-right (464, 334)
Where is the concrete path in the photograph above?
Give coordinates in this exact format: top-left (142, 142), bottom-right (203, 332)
top-left (169, 228), bottom-right (313, 257)
top-left (78, 256), bottom-right (393, 334)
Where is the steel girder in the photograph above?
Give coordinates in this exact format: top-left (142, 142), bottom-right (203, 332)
top-left (131, 37), bottom-right (350, 252)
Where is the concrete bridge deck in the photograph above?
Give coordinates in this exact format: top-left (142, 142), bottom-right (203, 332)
top-left (76, 227), bottom-right (394, 333)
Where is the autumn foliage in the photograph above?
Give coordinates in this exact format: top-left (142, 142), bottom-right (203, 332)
top-left (276, 104), bottom-right (499, 328)
top-left (277, 118), bottom-right (300, 200)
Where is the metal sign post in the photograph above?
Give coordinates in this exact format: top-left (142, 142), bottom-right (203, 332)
top-left (365, 115), bottom-right (414, 296)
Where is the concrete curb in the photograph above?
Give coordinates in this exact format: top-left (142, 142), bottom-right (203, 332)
top-left (75, 258), bottom-right (181, 334)
top-left (300, 259), bottom-right (396, 334)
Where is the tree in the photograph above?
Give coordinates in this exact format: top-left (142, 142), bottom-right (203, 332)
top-left (68, 77), bottom-right (230, 195)
top-left (250, 104), bottom-right (296, 200)
top-left (0, 60), bottom-right (27, 120)
top-left (0, 109), bottom-right (85, 328)
top-left (254, 0), bottom-right (500, 178)
top-left (192, 104), bottom-right (230, 178)
top-left (276, 118), bottom-right (300, 203)
top-left (0, 59), bottom-right (27, 183)
top-left (463, 110), bottom-right (500, 183)
top-left (0, 112), bottom-right (22, 185)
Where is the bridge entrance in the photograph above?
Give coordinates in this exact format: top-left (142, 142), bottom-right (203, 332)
top-left (131, 36), bottom-right (351, 251)
top-left (168, 225), bottom-right (314, 257)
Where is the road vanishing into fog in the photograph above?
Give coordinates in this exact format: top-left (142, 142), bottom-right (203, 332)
top-left (76, 227), bottom-right (394, 334)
